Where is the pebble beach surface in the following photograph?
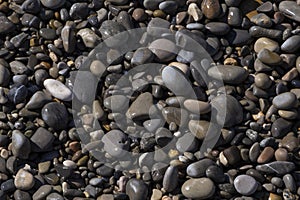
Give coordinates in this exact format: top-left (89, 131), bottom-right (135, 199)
top-left (0, 0), bottom-right (300, 199)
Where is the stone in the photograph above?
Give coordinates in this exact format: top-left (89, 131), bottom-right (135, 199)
top-left (33, 185), bottom-right (52, 200)
top-left (102, 130), bottom-right (130, 158)
top-left (14, 169), bottom-right (35, 190)
top-left (104, 95), bottom-right (128, 112)
top-left (162, 107), bottom-right (189, 126)
top-left (257, 147), bottom-right (274, 164)
top-left (183, 99), bottom-right (210, 114)
top-left (181, 178), bottom-right (215, 199)
top-left (234, 175), bottom-right (258, 195)
top-left (250, 13), bottom-right (272, 28)
top-left (40, 0), bottom-right (65, 9)
top-left (176, 132), bottom-right (199, 153)
top-left (12, 130), bottom-right (31, 159)
top-left (279, 1), bottom-right (300, 23)
top-left (281, 35), bottom-right (300, 53)
top-left (186, 158), bottom-right (215, 178)
top-left (61, 23), bottom-right (76, 53)
top-left (163, 166), bottom-right (178, 192)
top-left (99, 20), bottom-right (128, 47)
top-left (257, 49), bottom-right (282, 65)
top-left (21, 0), bottom-right (41, 14)
top-left (126, 179), bottom-right (148, 200)
top-left (106, 0), bottom-right (128, 5)
top-left (254, 37), bottom-right (279, 53)
top-left (281, 134), bottom-right (299, 152)
top-left (143, 0), bottom-right (163, 10)
top-left (8, 84), bottom-right (28, 104)
top-left (90, 60), bottom-right (106, 77)
top-left (41, 102), bottom-right (69, 130)
top-left (188, 120), bottom-right (210, 140)
top-left (69, 3), bottom-right (89, 20)
top-left (30, 127), bottom-right (55, 152)
top-left (223, 146), bottom-right (241, 165)
top-left (147, 18), bottom-right (170, 37)
top-left (208, 65), bottom-right (248, 84)
top-left (39, 28), bottom-right (56, 40)
top-left (159, 1), bottom-right (178, 15)
top-left (126, 92), bottom-right (153, 121)
top-left (254, 73), bottom-right (272, 89)
top-left (188, 3), bottom-right (203, 22)
top-left (149, 39), bottom-right (178, 63)
top-left (271, 118), bottom-right (293, 138)
top-left (205, 22), bottom-right (230, 36)
top-left (77, 28), bottom-right (101, 48)
top-left (0, 65), bottom-right (10, 87)
top-left (26, 91), bottom-right (52, 110)
top-left (272, 92), bottom-right (297, 110)
top-left (44, 79), bottom-right (72, 101)
top-left (201, 0), bottom-right (221, 19)
top-left (9, 61), bottom-right (28, 75)
top-left (0, 16), bottom-right (15, 34)
top-left (256, 161), bottom-right (295, 175)
top-left (228, 7), bottom-right (242, 26)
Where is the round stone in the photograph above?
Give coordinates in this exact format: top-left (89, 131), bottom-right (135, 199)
top-left (14, 169), bottom-right (35, 190)
top-left (102, 130), bottom-right (130, 158)
top-left (149, 39), bottom-right (178, 62)
top-left (43, 79), bottom-right (72, 101)
top-left (234, 175), bottom-right (258, 195)
top-left (126, 179), bottom-right (148, 200)
top-left (272, 92), bottom-right (298, 110)
top-left (41, 102), bottom-right (69, 130)
top-left (254, 73), bottom-right (272, 89)
top-left (40, 0), bottom-right (65, 9)
top-left (181, 178), bottom-right (215, 199)
top-left (201, 0), bottom-right (221, 19)
top-left (254, 37), bottom-right (279, 53)
top-left (208, 65), bottom-right (248, 84)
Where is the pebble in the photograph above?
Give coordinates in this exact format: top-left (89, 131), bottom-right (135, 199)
top-left (272, 92), bottom-right (297, 110)
top-left (21, 0), bottom-right (41, 14)
top-left (208, 65), bottom-right (248, 84)
top-left (223, 146), bottom-right (242, 165)
top-left (143, 0), bottom-right (163, 10)
top-left (39, 28), bottom-right (56, 40)
top-left (104, 95), bottom-right (128, 112)
top-left (30, 127), bottom-right (55, 152)
top-left (102, 130), bottom-right (129, 158)
top-left (0, 16), bottom-right (15, 34)
top-left (40, 0), bottom-right (65, 9)
top-left (41, 102), bottom-right (69, 130)
top-left (256, 161), bottom-right (295, 175)
top-left (26, 91), bottom-right (52, 110)
top-left (99, 20), bottom-right (127, 47)
top-left (159, 1), bottom-right (178, 15)
top-left (12, 130), bottom-right (31, 159)
top-left (257, 147), bottom-right (274, 163)
top-left (106, 0), bottom-right (128, 5)
top-left (126, 179), bottom-right (148, 200)
top-left (211, 94), bottom-right (243, 127)
top-left (254, 37), bottom-right (279, 53)
top-left (271, 118), bottom-right (293, 138)
top-left (181, 178), bottom-right (215, 199)
top-left (228, 7), bottom-right (242, 27)
top-left (279, 1), bottom-right (300, 22)
top-left (69, 3), bottom-right (89, 20)
top-left (44, 79), bottom-right (72, 101)
top-left (281, 35), bottom-right (300, 53)
top-left (149, 39), bottom-right (177, 62)
top-left (126, 92), bottom-right (153, 120)
top-left (205, 22), bottom-right (230, 35)
top-left (77, 28), bottom-right (101, 48)
top-left (254, 73), bottom-right (272, 89)
top-left (188, 3), bottom-right (202, 22)
top-left (201, 0), bottom-right (221, 19)
top-left (8, 84), bottom-right (28, 104)
top-left (33, 185), bottom-right (52, 200)
top-left (61, 23), bottom-right (76, 53)
top-left (234, 175), bottom-right (258, 195)
top-left (281, 134), bottom-right (299, 152)
top-left (187, 158), bottom-right (215, 178)
top-left (183, 99), bottom-right (210, 114)
top-left (0, 65), bottom-right (10, 87)
top-left (250, 13), bottom-right (272, 28)
top-left (257, 49), bottom-right (282, 65)
top-left (163, 166), bottom-right (178, 192)
top-left (14, 169), bottom-right (35, 190)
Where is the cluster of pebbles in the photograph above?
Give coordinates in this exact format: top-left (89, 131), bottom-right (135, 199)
top-left (0, 0), bottom-right (300, 199)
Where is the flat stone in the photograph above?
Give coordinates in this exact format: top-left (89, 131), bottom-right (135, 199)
top-left (188, 120), bottom-right (210, 140)
top-left (14, 190), bottom-right (31, 200)
top-left (21, 0), bottom-right (41, 14)
top-left (30, 127), bottom-right (55, 152)
top-left (147, 18), bottom-right (170, 37)
top-left (9, 61), bottom-right (28, 75)
top-left (272, 92), bottom-right (297, 110)
top-left (226, 29), bottom-right (252, 45)
top-left (234, 175), bottom-right (258, 195)
top-left (0, 16), bottom-right (15, 34)
top-left (41, 102), bottom-right (69, 130)
top-left (149, 39), bottom-right (178, 62)
top-left (162, 107), bottom-right (189, 127)
top-left (44, 79), bottom-right (72, 101)
top-left (281, 35), bottom-right (300, 53)
top-left (211, 94), bottom-right (243, 127)
top-left (184, 99), bottom-right (210, 114)
top-left (281, 134), bottom-right (299, 152)
top-left (46, 193), bottom-right (64, 200)
top-left (254, 37), bottom-right (279, 53)
top-left (257, 147), bottom-right (274, 164)
top-left (126, 92), bottom-right (153, 121)
top-left (77, 28), bottom-right (101, 48)
top-left (33, 185), bottom-right (52, 200)
top-left (182, 178), bottom-right (215, 199)
top-left (159, 1), bottom-right (178, 15)
top-left (26, 91), bottom-right (52, 110)
top-left (14, 169), bottom-right (35, 190)
top-left (12, 130), bottom-right (31, 159)
top-left (102, 130), bottom-right (129, 158)
top-left (208, 65), bottom-right (248, 84)
top-left (104, 95), bottom-right (128, 112)
top-left (187, 158), bottom-right (215, 178)
top-left (40, 0), bottom-right (65, 9)
top-left (228, 7), bottom-right (242, 26)
top-left (39, 28), bottom-right (56, 40)
top-left (250, 13), bottom-right (272, 28)
top-left (8, 84), bottom-right (28, 104)
top-left (126, 179), bottom-right (148, 200)
top-left (106, 0), bottom-right (128, 5)
top-left (279, 1), bottom-right (300, 23)
top-left (257, 49), bottom-right (282, 65)
top-left (205, 22), bottom-right (230, 35)
top-left (163, 166), bottom-right (178, 192)
top-left (131, 47), bottom-right (154, 66)
top-left (256, 161), bottom-right (295, 175)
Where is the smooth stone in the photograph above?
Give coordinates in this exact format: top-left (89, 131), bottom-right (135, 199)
top-left (234, 175), bottom-right (258, 195)
top-left (205, 22), bottom-right (230, 35)
top-left (46, 193), bottom-right (64, 200)
top-left (282, 68), bottom-right (298, 82)
top-left (21, 0), bottom-right (41, 14)
top-left (131, 47), bottom-right (154, 66)
top-left (99, 20), bottom-right (128, 47)
top-left (176, 132), bottom-right (199, 152)
top-left (272, 92), bottom-right (297, 109)
top-left (33, 185), bottom-right (52, 200)
top-left (39, 28), bottom-right (56, 40)
top-left (188, 3), bottom-right (203, 21)
top-left (254, 37), bottom-right (279, 53)
top-left (211, 94), bottom-right (243, 127)
top-left (187, 158), bottom-right (215, 178)
top-left (250, 13), bottom-right (272, 28)
top-left (143, 119), bottom-right (164, 133)
top-left (132, 8), bottom-right (147, 22)
top-left (257, 1), bottom-right (273, 13)
top-left (271, 118), bottom-right (293, 138)
top-left (70, 71), bottom-right (97, 104)
top-left (69, 3), bottom-right (89, 19)
top-left (257, 147), bottom-right (274, 164)
top-left (61, 23), bottom-right (76, 53)
top-left (205, 165), bottom-right (225, 183)
top-left (30, 127), bottom-right (55, 152)
top-left (14, 169), bottom-right (35, 190)
top-left (143, 0), bottom-right (164, 10)
top-left (155, 128), bottom-right (173, 147)
top-left (162, 66), bottom-right (193, 96)
top-left (77, 28), bottom-right (101, 48)
top-left (26, 91), bottom-right (52, 110)
top-left (201, 0), bottom-right (221, 19)
top-left (223, 146), bottom-right (241, 165)
top-left (0, 16), bottom-right (15, 34)
top-left (147, 18), bottom-right (170, 37)
top-left (159, 1), bottom-right (178, 15)
top-left (256, 161), bottom-right (295, 175)
top-left (12, 131), bottom-right (31, 159)
top-left (41, 102), bottom-right (69, 130)
top-left (0, 65), bottom-right (10, 87)
top-left (283, 174), bottom-right (296, 193)
top-left (14, 190), bottom-right (31, 200)
top-left (1, 179), bottom-right (16, 193)
top-left (102, 130), bottom-right (129, 158)
top-left (149, 39), bottom-right (177, 62)
top-left (163, 166), bottom-right (178, 192)
top-left (162, 107), bottom-right (189, 126)
top-left (9, 61), bottom-right (28, 75)
top-left (225, 0), bottom-right (241, 6)
top-left (106, 0), bottom-right (128, 5)
top-left (126, 179), bottom-right (148, 200)
top-left (188, 120), bottom-right (210, 140)
top-left (228, 7), bottom-right (242, 26)
top-left (40, 0), bottom-right (65, 9)
top-left (90, 60), bottom-right (106, 77)
top-left (208, 65), bottom-right (248, 84)
top-left (257, 49), bottom-right (281, 65)
top-left (249, 26), bottom-right (282, 39)
top-left (249, 142), bottom-right (260, 162)
top-left (126, 92), bottom-right (153, 120)
top-left (226, 29), bottom-right (252, 45)
top-left (182, 178), bottom-right (215, 199)
top-left (278, 109), bottom-right (298, 120)
top-left (279, 1), bottom-right (300, 23)
top-left (184, 99), bottom-right (210, 114)
top-left (254, 73), bottom-right (272, 89)
top-left (281, 35), bottom-right (300, 53)
top-left (8, 84), bottom-right (28, 104)
top-left (104, 95), bottom-right (128, 112)
top-left (281, 134), bottom-right (299, 152)
top-left (43, 79), bottom-right (72, 101)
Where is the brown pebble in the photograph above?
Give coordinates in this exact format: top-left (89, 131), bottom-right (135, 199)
top-left (274, 148), bottom-right (288, 161)
top-left (201, 0), bottom-right (221, 19)
top-left (257, 146), bottom-right (274, 163)
top-left (269, 193), bottom-right (282, 200)
top-left (132, 8), bottom-right (147, 22)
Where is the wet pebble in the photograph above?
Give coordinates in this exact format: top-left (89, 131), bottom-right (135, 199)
top-left (181, 178), bottom-right (215, 199)
top-left (234, 175), bottom-right (258, 195)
